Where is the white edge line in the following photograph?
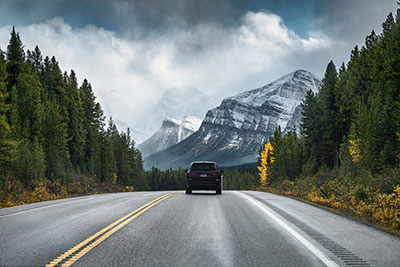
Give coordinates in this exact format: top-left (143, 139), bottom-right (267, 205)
top-left (236, 192), bottom-right (340, 267)
top-left (0, 195), bottom-right (141, 219)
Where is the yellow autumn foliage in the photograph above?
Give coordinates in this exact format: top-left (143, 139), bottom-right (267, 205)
top-left (349, 139), bottom-right (360, 163)
top-left (268, 183), bottom-right (400, 230)
top-left (258, 142), bottom-right (275, 187)
top-left (0, 175), bottom-right (135, 208)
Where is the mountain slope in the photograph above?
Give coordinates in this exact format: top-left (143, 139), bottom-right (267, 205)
top-left (135, 87), bottom-right (220, 141)
top-left (138, 115), bottom-right (202, 158)
top-left (144, 70), bottom-right (320, 170)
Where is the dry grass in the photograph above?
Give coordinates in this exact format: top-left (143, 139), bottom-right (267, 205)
top-left (0, 176), bottom-right (134, 208)
top-left (257, 183), bottom-right (400, 234)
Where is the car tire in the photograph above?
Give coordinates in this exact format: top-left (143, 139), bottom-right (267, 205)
top-left (216, 188), bottom-right (222, 195)
top-left (186, 188), bottom-right (192, 194)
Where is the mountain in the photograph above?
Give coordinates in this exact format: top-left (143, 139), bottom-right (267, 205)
top-left (138, 115), bottom-right (202, 158)
top-left (144, 70), bottom-right (321, 170)
top-left (155, 87), bottom-right (216, 121)
top-left (135, 87), bottom-right (220, 141)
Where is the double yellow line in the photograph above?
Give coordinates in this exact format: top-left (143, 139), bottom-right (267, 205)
top-left (46, 192), bottom-right (178, 267)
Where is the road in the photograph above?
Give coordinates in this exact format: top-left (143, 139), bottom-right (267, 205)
top-left (0, 191), bottom-right (399, 267)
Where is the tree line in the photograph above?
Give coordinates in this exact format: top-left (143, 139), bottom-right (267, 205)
top-left (0, 27), bottom-right (257, 205)
top-left (0, 27), bottom-right (148, 193)
top-left (257, 7), bottom-right (400, 229)
top-left (260, 7), bottom-right (400, 185)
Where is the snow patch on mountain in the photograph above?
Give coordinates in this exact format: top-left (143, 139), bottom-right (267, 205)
top-left (144, 69), bottom-right (321, 170)
top-left (138, 115), bottom-right (202, 158)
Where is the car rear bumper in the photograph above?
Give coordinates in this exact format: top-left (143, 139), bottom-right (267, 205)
top-left (187, 180), bottom-right (221, 190)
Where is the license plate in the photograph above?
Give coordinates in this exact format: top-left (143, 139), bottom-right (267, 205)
top-left (200, 174), bottom-right (207, 177)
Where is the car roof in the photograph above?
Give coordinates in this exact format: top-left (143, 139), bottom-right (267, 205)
top-left (190, 161), bottom-right (217, 165)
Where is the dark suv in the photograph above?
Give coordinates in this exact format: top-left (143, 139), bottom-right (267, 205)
top-left (185, 161), bottom-right (223, 195)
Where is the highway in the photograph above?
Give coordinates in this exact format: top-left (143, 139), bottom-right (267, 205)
top-left (0, 191), bottom-right (399, 267)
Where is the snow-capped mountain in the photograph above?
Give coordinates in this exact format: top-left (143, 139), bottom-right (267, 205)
top-left (136, 87), bottom-right (220, 141)
top-left (156, 87), bottom-right (216, 121)
top-left (144, 70), bottom-right (320, 170)
top-left (138, 115), bottom-right (203, 158)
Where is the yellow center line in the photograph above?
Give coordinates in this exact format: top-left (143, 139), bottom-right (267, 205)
top-left (46, 192), bottom-right (179, 267)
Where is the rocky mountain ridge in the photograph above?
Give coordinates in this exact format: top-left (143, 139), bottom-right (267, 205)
top-left (144, 70), bottom-right (321, 170)
top-left (138, 115), bottom-right (202, 158)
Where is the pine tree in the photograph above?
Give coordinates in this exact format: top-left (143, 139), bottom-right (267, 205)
top-left (101, 118), bottom-right (118, 183)
top-left (15, 63), bottom-right (44, 143)
top-left (26, 45), bottom-right (43, 73)
top-left (127, 129), bottom-right (149, 190)
top-left (6, 26), bottom-right (25, 92)
top-left (0, 50), bottom-right (15, 168)
top-left (8, 85), bottom-right (20, 139)
top-left (269, 127), bottom-right (303, 182)
top-left (43, 100), bottom-right (70, 180)
top-left (65, 70), bottom-right (85, 170)
top-left (348, 9), bottom-right (400, 172)
top-left (14, 137), bottom-right (45, 183)
top-left (41, 56), bottom-right (64, 99)
top-left (335, 63), bottom-right (351, 142)
top-left (319, 61), bottom-right (339, 167)
top-left (301, 89), bottom-right (322, 171)
top-left (80, 79), bottom-right (104, 176)
top-left (113, 131), bottom-right (132, 185)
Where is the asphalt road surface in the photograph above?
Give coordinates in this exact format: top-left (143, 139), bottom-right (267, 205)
top-left (1, 190), bottom-right (399, 267)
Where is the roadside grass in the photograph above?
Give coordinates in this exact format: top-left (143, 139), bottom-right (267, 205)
top-left (0, 176), bottom-right (134, 208)
top-left (256, 184), bottom-right (400, 237)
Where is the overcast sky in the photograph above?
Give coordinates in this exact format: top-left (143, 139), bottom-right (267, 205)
top-left (0, 0), bottom-right (398, 141)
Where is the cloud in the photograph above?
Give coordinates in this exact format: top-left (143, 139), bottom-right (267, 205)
top-left (0, 12), bottom-right (337, 136)
top-left (1, 1), bottom-right (397, 141)
top-left (314, 0), bottom-right (398, 44)
top-left (0, 0), bottom-right (241, 39)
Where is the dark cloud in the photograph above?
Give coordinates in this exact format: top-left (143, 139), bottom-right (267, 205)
top-left (0, 0), bottom-right (242, 38)
top-left (314, 0), bottom-right (398, 44)
top-left (0, 0), bottom-right (122, 32)
top-left (1, 0), bottom-right (399, 140)
top-left (1, 0), bottom-right (398, 42)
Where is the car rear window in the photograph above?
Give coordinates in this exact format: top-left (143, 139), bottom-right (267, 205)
top-left (191, 163), bottom-right (217, 171)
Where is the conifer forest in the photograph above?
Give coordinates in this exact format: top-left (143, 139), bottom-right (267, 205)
top-left (258, 8), bottom-right (400, 230)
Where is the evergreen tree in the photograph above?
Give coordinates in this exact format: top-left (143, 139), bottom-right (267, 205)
top-left (8, 85), bottom-right (20, 139)
top-left (6, 27), bottom-right (25, 92)
top-left (41, 56), bottom-right (64, 99)
top-left (26, 46), bottom-right (43, 73)
top-left (319, 61), bottom-right (339, 167)
top-left (113, 131), bottom-right (133, 185)
top-left (0, 50), bottom-right (15, 168)
top-left (301, 89), bottom-right (322, 171)
top-left (65, 70), bottom-right (85, 170)
top-left (15, 63), bottom-right (44, 143)
top-left (0, 27), bottom-right (155, 191)
top-left (101, 120), bottom-right (117, 183)
top-left (335, 63), bottom-right (351, 142)
top-left (43, 100), bottom-right (70, 180)
top-left (127, 129), bottom-right (149, 190)
top-left (268, 127), bottom-right (303, 182)
top-left (148, 167), bottom-right (162, 191)
top-left (351, 11), bottom-right (400, 171)
top-left (14, 137), bottom-right (45, 183)
top-left (80, 79), bottom-right (104, 176)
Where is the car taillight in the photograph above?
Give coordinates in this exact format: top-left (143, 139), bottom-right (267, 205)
top-left (188, 173), bottom-right (196, 176)
top-left (212, 173), bottom-right (219, 176)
